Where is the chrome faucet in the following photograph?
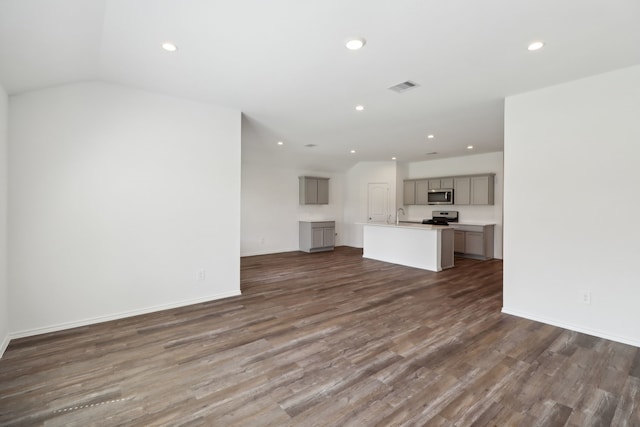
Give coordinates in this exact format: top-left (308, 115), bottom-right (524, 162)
top-left (396, 207), bottom-right (405, 225)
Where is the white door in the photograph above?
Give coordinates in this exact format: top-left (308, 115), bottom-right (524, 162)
top-left (368, 183), bottom-right (389, 222)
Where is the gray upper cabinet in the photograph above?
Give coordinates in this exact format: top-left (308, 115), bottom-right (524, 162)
top-left (299, 176), bottom-right (329, 205)
top-left (470, 175), bottom-right (494, 205)
top-left (415, 180), bottom-right (429, 205)
top-left (304, 177), bottom-right (317, 203)
top-left (403, 180), bottom-right (416, 205)
top-left (454, 177), bottom-right (471, 205)
top-left (428, 178), bottom-right (454, 190)
top-left (440, 178), bottom-right (454, 189)
top-left (454, 175), bottom-right (494, 205)
top-left (404, 174), bottom-right (495, 206)
top-left (316, 178), bottom-right (329, 204)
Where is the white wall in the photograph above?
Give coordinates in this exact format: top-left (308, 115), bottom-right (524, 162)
top-left (343, 161), bottom-right (398, 247)
top-left (0, 84), bottom-right (8, 356)
top-left (395, 161), bottom-right (409, 216)
top-left (504, 65), bottom-right (640, 347)
top-left (9, 82), bottom-right (241, 336)
top-left (403, 152), bottom-right (504, 258)
top-left (241, 162), bottom-right (344, 256)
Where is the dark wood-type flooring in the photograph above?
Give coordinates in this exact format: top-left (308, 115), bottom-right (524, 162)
top-left (1, 247), bottom-right (639, 426)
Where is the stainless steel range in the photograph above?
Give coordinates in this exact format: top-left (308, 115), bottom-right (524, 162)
top-left (422, 210), bottom-right (459, 226)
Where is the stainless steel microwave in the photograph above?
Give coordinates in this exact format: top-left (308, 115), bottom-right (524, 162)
top-left (427, 189), bottom-right (454, 205)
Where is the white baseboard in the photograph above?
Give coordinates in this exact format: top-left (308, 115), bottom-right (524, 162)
top-left (502, 307), bottom-right (640, 348)
top-left (241, 247), bottom-right (298, 257)
top-left (0, 333), bottom-right (10, 359)
top-left (241, 245), bottom-right (356, 257)
top-left (8, 290), bottom-right (242, 342)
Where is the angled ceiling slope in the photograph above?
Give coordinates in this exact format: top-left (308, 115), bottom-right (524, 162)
top-left (1, 0), bottom-right (639, 171)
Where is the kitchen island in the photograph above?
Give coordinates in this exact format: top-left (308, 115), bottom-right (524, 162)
top-left (362, 223), bottom-right (454, 272)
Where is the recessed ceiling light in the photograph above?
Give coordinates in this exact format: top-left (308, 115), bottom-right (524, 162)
top-left (162, 42), bottom-right (178, 52)
top-left (355, 105), bottom-right (364, 111)
top-left (467, 145), bottom-right (474, 150)
top-left (277, 141), bottom-right (284, 146)
top-left (345, 38), bottom-right (366, 50)
top-left (427, 134), bottom-right (435, 139)
top-left (391, 157), bottom-right (397, 160)
top-left (527, 41), bottom-right (544, 51)
top-left (350, 150), bottom-right (356, 154)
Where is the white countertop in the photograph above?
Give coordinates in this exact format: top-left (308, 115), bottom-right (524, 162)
top-left (456, 221), bottom-right (496, 226)
top-left (400, 220), bottom-right (496, 226)
top-left (364, 222), bottom-right (449, 230)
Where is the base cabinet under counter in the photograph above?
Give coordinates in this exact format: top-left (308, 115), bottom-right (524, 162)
top-left (452, 224), bottom-right (494, 259)
top-left (299, 221), bottom-right (335, 253)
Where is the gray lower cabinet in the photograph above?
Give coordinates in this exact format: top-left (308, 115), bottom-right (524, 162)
top-left (299, 221), bottom-right (335, 253)
top-left (454, 230), bottom-right (465, 252)
top-left (452, 224), bottom-right (494, 259)
top-left (464, 231), bottom-right (485, 255)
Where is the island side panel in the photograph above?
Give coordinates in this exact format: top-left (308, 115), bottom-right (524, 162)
top-left (440, 228), bottom-right (455, 269)
top-left (362, 224), bottom-right (441, 272)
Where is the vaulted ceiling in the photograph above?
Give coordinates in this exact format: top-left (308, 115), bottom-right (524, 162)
top-left (1, 0), bottom-right (639, 171)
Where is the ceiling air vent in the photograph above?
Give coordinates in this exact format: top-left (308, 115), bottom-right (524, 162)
top-left (304, 144), bottom-right (317, 148)
top-left (389, 80), bottom-right (420, 93)
top-left (426, 152), bottom-right (438, 156)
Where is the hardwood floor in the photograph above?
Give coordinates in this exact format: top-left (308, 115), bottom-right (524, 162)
top-left (1, 247), bottom-right (638, 426)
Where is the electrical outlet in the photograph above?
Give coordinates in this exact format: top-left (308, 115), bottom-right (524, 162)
top-left (260, 237), bottom-right (265, 244)
top-left (581, 290), bottom-right (591, 305)
top-left (197, 269), bottom-right (206, 281)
